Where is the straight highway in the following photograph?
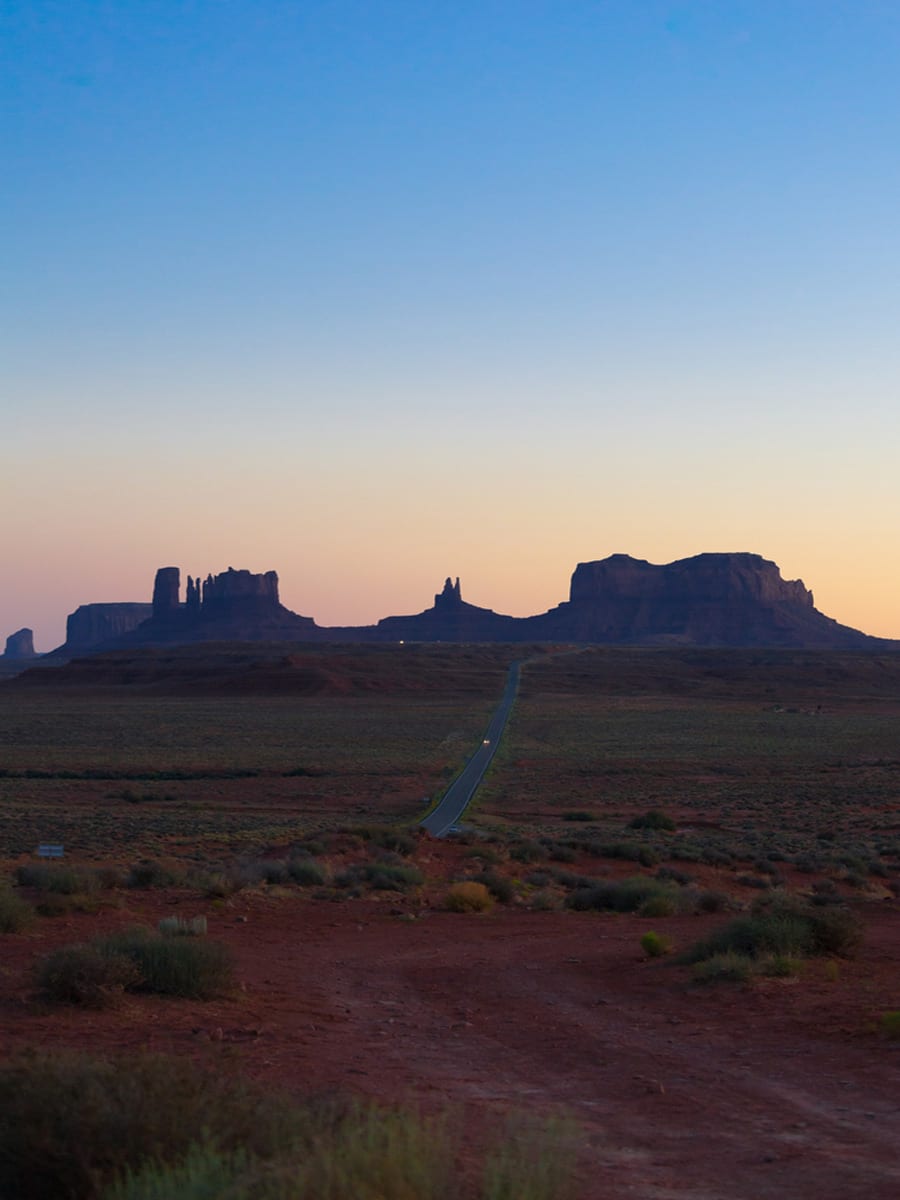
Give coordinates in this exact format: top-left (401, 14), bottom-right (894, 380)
top-left (420, 659), bottom-right (521, 837)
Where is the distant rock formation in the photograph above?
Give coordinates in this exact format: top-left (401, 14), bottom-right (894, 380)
top-left (65, 604), bottom-right (154, 651)
top-left (104, 565), bottom-right (317, 648)
top-left (151, 567), bottom-right (180, 619)
top-left (4, 628), bottom-right (35, 658)
top-left (523, 553), bottom-right (872, 648)
top-left (44, 552), bottom-right (895, 657)
top-left (434, 577), bottom-right (462, 612)
top-left (200, 567), bottom-right (281, 618)
top-left (374, 577), bottom-right (520, 642)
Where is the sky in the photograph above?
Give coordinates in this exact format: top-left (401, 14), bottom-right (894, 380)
top-left (4, 0), bottom-right (900, 650)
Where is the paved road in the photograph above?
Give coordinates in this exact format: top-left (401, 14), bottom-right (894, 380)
top-left (420, 660), bottom-right (521, 838)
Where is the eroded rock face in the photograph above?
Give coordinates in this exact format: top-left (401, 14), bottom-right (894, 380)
top-left (569, 553), bottom-right (814, 608)
top-left (49, 553), bottom-right (887, 655)
top-left (4, 628), bottom-right (35, 658)
top-left (433, 577), bottom-right (463, 612)
top-left (200, 567), bottom-right (280, 615)
top-left (97, 565), bottom-right (317, 647)
top-left (65, 604), bottom-right (154, 650)
top-left (525, 552), bottom-right (852, 647)
top-left (375, 577), bottom-right (519, 642)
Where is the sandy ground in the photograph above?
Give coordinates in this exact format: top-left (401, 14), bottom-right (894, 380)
top-left (1, 877), bottom-right (898, 1200)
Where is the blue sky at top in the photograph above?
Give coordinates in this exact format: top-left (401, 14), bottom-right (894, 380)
top-left (3, 1), bottom-right (900, 644)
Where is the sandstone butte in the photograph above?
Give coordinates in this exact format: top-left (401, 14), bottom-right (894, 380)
top-left (7, 553), bottom-right (896, 661)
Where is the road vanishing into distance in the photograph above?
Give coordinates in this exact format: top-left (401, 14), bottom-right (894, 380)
top-left (420, 660), bottom-right (522, 838)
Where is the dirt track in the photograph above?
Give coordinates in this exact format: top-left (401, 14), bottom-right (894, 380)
top-left (3, 886), bottom-right (898, 1200)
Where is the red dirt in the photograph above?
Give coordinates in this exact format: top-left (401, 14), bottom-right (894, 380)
top-left (2, 869), bottom-right (898, 1200)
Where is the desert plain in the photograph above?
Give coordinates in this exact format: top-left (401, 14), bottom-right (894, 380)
top-left (1, 642), bottom-right (898, 1198)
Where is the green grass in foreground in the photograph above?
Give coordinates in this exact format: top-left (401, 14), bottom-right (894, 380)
top-left (0, 1052), bottom-right (577, 1200)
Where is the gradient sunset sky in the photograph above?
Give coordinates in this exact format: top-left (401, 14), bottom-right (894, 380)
top-left (4, 1), bottom-right (900, 650)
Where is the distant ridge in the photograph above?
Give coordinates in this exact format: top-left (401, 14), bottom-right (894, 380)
top-left (10, 553), bottom-right (896, 663)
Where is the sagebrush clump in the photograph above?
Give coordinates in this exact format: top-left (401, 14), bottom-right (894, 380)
top-left (445, 882), bottom-right (494, 912)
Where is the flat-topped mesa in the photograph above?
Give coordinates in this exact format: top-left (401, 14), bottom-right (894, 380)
top-left (4, 628), bottom-right (35, 659)
top-left (540, 551), bottom-right (843, 647)
top-left (65, 603), bottom-right (154, 650)
top-left (570, 553), bottom-right (814, 608)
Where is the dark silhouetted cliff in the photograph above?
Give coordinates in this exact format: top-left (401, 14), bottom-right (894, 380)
top-left (44, 553), bottom-right (895, 656)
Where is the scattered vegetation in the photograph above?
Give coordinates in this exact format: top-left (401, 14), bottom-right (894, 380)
top-left (473, 870), bottom-right (515, 904)
top-left (16, 864), bottom-right (101, 895)
top-left (35, 944), bottom-right (140, 1008)
top-left (0, 1051), bottom-right (574, 1200)
top-left (628, 810), bottom-right (676, 832)
top-left (37, 926), bottom-right (234, 1004)
top-left (640, 931), bottom-right (671, 958)
top-left (680, 894), bottom-right (863, 983)
top-left (158, 915), bottom-right (207, 937)
top-left (445, 882), bottom-right (495, 913)
top-left (565, 876), bottom-right (681, 916)
top-left (0, 883), bottom-right (34, 932)
top-left (287, 857), bottom-right (328, 886)
top-left (126, 861), bottom-right (182, 890)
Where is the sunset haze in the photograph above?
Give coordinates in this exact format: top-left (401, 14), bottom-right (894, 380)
top-left (4, 1), bottom-right (899, 649)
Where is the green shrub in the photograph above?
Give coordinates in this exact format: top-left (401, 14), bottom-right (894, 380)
top-left (760, 955), bottom-right (801, 978)
top-left (566, 876), bottom-right (678, 914)
top-left (736, 874), bottom-right (770, 890)
top-left (510, 840), bottom-right (544, 864)
top-left (362, 863), bottom-right (423, 891)
top-left (695, 889), bottom-right (729, 914)
top-left (445, 882), bottom-right (494, 913)
top-left (35, 893), bottom-right (105, 917)
top-left (805, 907), bottom-right (863, 957)
top-left (526, 871), bottom-right (552, 887)
top-left (551, 869), bottom-right (593, 890)
top-left (126, 861), bottom-right (180, 889)
top-left (287, 858), bottom-right (327, 886)
top-left (628, 810), bottom-right (676, 832)
top-left (657, 866), bottom-right (693, 885)
top-left (680, 914), bottom-right (812, 963)
top-left (475, 870), bottom-right (515, 904)
top-left (542, 841), bottom-right (576, 863)
top-left (561, 811), bottom-right (594, 822)
top-left (880, 1011), bottom-right (900, 1040)
top-left (352, 825), bottom-right (417, 856)
top-left (109, 1103), bottom-right (569, 1200)
top-left (35, 944), bottom-right (140, 1008)
top-left (681, 897), bottom-right (862, 966)
top-left (692, 952), bottom-right (754, 984)
top-left (464, 846), bottom-right (501, 864)
top-left (0, 1053), bottom-right (306, 1200)
top-left (16, 865), bottom-right (100, 896)
top-left (0, 886), bottom-right (34, 932)
top-left (0, 1050), bottom-right (588, 1200)
top-left (258, 860), bottom-right (290, 885)
top-left (481, 1113), bottom-right (577, 1200)
top-left (637, 893), bottom-right (678, 918)
top-left (640, 931), bottom-right (671, 958)
top-left (197, 870), bottom-right (243, 898)
top-left (96, 928), bottom-right (234, 999)
top-left (597, 842), bottom-right (660, 867)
